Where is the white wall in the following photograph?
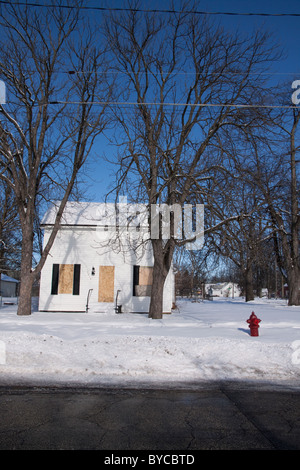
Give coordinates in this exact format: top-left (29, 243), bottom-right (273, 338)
top-left (39, 226), bottom-right (174, 313)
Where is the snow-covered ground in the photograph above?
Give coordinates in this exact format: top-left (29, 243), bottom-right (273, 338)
top-left (0, 296), bottom-right (300, 389)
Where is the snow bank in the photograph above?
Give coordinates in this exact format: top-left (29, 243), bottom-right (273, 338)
top-left (0, 297), bottom-right (300, 389)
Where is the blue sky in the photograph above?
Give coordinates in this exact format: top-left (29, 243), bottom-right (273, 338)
top-left (85, 0), bottom-right (300, 201)
top-left (197, 0), bottom-right (300, 71)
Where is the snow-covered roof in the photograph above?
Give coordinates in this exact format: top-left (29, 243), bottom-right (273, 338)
top-left (208, 283), bottom-right (228, 290)
top-left (0, 274), bottom-right (19, 283)
top-left (41, 201), bottom-right (149, 227)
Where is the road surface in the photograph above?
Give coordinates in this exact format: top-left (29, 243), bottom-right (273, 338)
top-left (0, 382), bottom-right (299, 451)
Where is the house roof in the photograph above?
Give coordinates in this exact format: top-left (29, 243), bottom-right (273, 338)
top-left (41, 201), bottom-right (149, 227)
top-left (0, 274), bottom-right (19, 283)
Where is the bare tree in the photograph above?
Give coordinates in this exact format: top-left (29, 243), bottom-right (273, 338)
top-left (0, 181), bottom-right (21, 284)
top-left (246, 108), bottom-right (300, 305)
top-left (286, 108), bottom-right (300, 304)
top-left (205, 125), bottom-right (278, 302)
top-left (105, 2), bottom-right (279, 318)
top-left (0, 2), bottom-right (110, 315)
top-left (174, 244), bottom-right (211, 298)
top-left (221, 88), bottom-right (300, 305)
top-left (211, 204), bottom-right (267, 302)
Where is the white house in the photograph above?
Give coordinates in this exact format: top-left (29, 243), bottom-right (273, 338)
top-left (205, 282), bottom-right (241, 298)
top-left (39, 200), bottom-right (175, 314)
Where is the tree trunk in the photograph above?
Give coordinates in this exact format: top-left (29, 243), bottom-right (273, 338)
top-left (244, 263), bottom-right (254, 302)
top-left (17, 220), bottom-right (34, 316)
top-left (17, 272), bottom-right (34, 316)
top-left (148, 261), bottom-right (166, 319)
top-left (288, 266), bottom-right (300, 306)
top-left (148, 239), bottom-right (174, 319)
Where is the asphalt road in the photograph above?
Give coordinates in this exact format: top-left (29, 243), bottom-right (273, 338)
top-left (0, 382), bottom-right (299, 451)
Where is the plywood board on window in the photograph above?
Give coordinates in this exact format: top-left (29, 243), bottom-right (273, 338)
top-left (139, 266), bottom-right (153, 286)
top-left (58, 264), bottom-right (74, 294)
top-left (98, 266), bottom-right (115, 302)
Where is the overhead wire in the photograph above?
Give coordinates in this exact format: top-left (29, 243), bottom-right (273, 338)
top-left (0, 1), bottom-right (300, 17)
top-left (0, 1), bottom-right (299, 109)
top-left (21, 100), bottom-right (300, 109)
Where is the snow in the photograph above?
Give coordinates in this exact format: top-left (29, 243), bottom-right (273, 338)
top-left (1, 296), bottom-right (300, 390)
top-left (41, 200), bottom-right (148, 227)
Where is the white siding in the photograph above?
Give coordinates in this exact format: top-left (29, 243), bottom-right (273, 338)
top-left (39, 225), bottom-right (174, 313)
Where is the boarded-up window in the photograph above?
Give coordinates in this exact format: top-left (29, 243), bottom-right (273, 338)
top-left (98, 266), bottom-right (115, 302)
top-left (51, 264), bottom-right (80, 295)
top-left (133, 265), bottom-right (153, 296)
top-left (58, 264), bottom-right (74, 294)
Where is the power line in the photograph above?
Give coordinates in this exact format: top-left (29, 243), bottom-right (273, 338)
top-left (48, 71), bottom-right (300, 76)
top-left (0, 1), bottom-right (300, 17)
top-left (4, 70), bottom-right (300, 76)
top-left (34, 100), bottom-right (300, 109)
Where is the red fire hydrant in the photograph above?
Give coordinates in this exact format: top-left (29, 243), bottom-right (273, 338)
top-left (247, 312), bottom-right (261, 337)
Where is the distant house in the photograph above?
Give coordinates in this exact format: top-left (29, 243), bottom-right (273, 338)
top-left (205, 282), bottom-right (241, 298)
top-left (39, 201), bottom-right (175, 313)
top-left (0, 274), bottom-right (19, 297)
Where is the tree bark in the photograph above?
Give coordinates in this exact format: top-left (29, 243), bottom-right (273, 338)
top-left (244, 263), bottom-right (254, 302)
top-left (17, 210), bottom-right (34, 315)
top-left (288, 266), bottom-right (300, 305)
top-left (148, 239), bottom-right (174, 319)
top-left (17, 272), bottom-right (34, 316)
top-left (149, 260), bottom-right (166, 319)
